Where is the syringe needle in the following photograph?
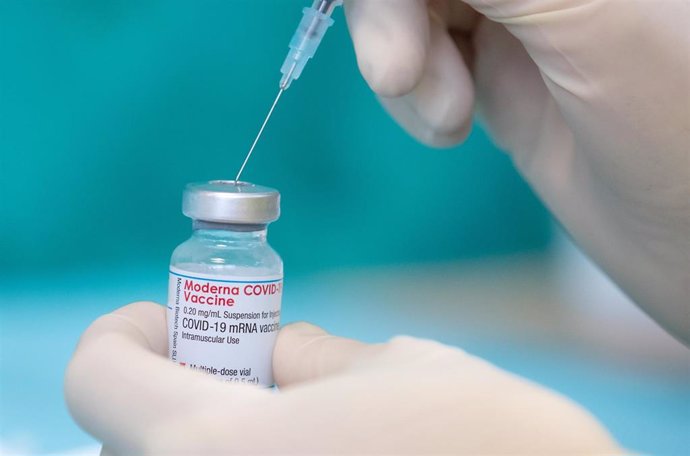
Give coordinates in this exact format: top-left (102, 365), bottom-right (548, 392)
top-left (234, 88), bottom-right (284, 183)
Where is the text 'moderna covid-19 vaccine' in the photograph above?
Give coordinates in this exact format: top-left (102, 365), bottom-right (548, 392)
top-left (167, 180), bottom-right (282, 387)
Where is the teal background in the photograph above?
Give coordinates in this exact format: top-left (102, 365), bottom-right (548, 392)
top-left (0, 0), bottom-right (548, 278)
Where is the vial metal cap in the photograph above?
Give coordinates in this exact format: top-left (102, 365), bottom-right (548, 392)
top-left (182, 180), bottom-right (280, 224)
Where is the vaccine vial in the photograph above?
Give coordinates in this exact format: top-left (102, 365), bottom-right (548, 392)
top-left (167, 180), bottom-right (282, 387)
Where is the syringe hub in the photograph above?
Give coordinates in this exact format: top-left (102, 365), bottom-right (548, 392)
top-left (279, 0), bottom-right (341, 90)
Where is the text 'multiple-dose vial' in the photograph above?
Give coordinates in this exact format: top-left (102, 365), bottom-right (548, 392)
top-left (167, 180), bottom-right (282, 387)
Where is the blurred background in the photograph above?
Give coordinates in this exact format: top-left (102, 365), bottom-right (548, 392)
top-left (0, 1), bottom-right (687, 455)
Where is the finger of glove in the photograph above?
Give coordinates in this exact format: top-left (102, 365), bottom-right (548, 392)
top-left (472, 19), bottom-right (563, 172)
top-left (378, 18), bottom-right (474, 148)
top-left (73, 300), bottom-right (168, 357)
top-left (273, 322), bottom-right (384, 388)
top-left (273, 323), bottom-right (483, 389)
top-left (344, 0), bottom-right (429, 97)
top-left (65, 301), bottom-right (268, 455)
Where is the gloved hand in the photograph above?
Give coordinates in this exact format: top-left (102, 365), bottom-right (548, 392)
top-left (65, 302), bottom-right (622, 455)
top-left (343, 0), bottom-right (690, 343)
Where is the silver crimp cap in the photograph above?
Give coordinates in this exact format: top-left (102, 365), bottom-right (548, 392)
top-left (182, 180), bottom-right (280, 224)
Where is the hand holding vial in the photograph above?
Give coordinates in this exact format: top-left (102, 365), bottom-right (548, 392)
top-left (65, 302), bottom-right (622, 455)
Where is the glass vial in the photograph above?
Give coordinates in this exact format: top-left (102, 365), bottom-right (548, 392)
top-left (167, 180), bottom-right (282, 387)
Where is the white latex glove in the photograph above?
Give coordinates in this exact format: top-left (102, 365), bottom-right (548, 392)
top-left (65, 302), bottom-right (622, 455)
top-left (344, 0), bottom-right (690, 343)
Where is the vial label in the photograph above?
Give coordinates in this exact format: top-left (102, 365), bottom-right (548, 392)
top-left (167, 266), bottom-right (282, 387)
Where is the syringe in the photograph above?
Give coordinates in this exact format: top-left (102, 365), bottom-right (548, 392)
top-left (234, 0), bottom-right (342, 183)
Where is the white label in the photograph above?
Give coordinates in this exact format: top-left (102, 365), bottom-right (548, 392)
top-left (167, 266), bottom-right (282, 387)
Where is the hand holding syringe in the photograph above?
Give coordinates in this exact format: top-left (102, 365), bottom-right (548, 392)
top-left (234, 0), bottom-right (342, 182)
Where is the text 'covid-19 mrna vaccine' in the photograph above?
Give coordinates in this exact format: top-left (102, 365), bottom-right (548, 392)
top-left (167, 180), bottom-right (283, 387)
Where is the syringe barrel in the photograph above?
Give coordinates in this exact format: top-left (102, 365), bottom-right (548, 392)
top-left (279, 2), bottom-right (340, 89)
